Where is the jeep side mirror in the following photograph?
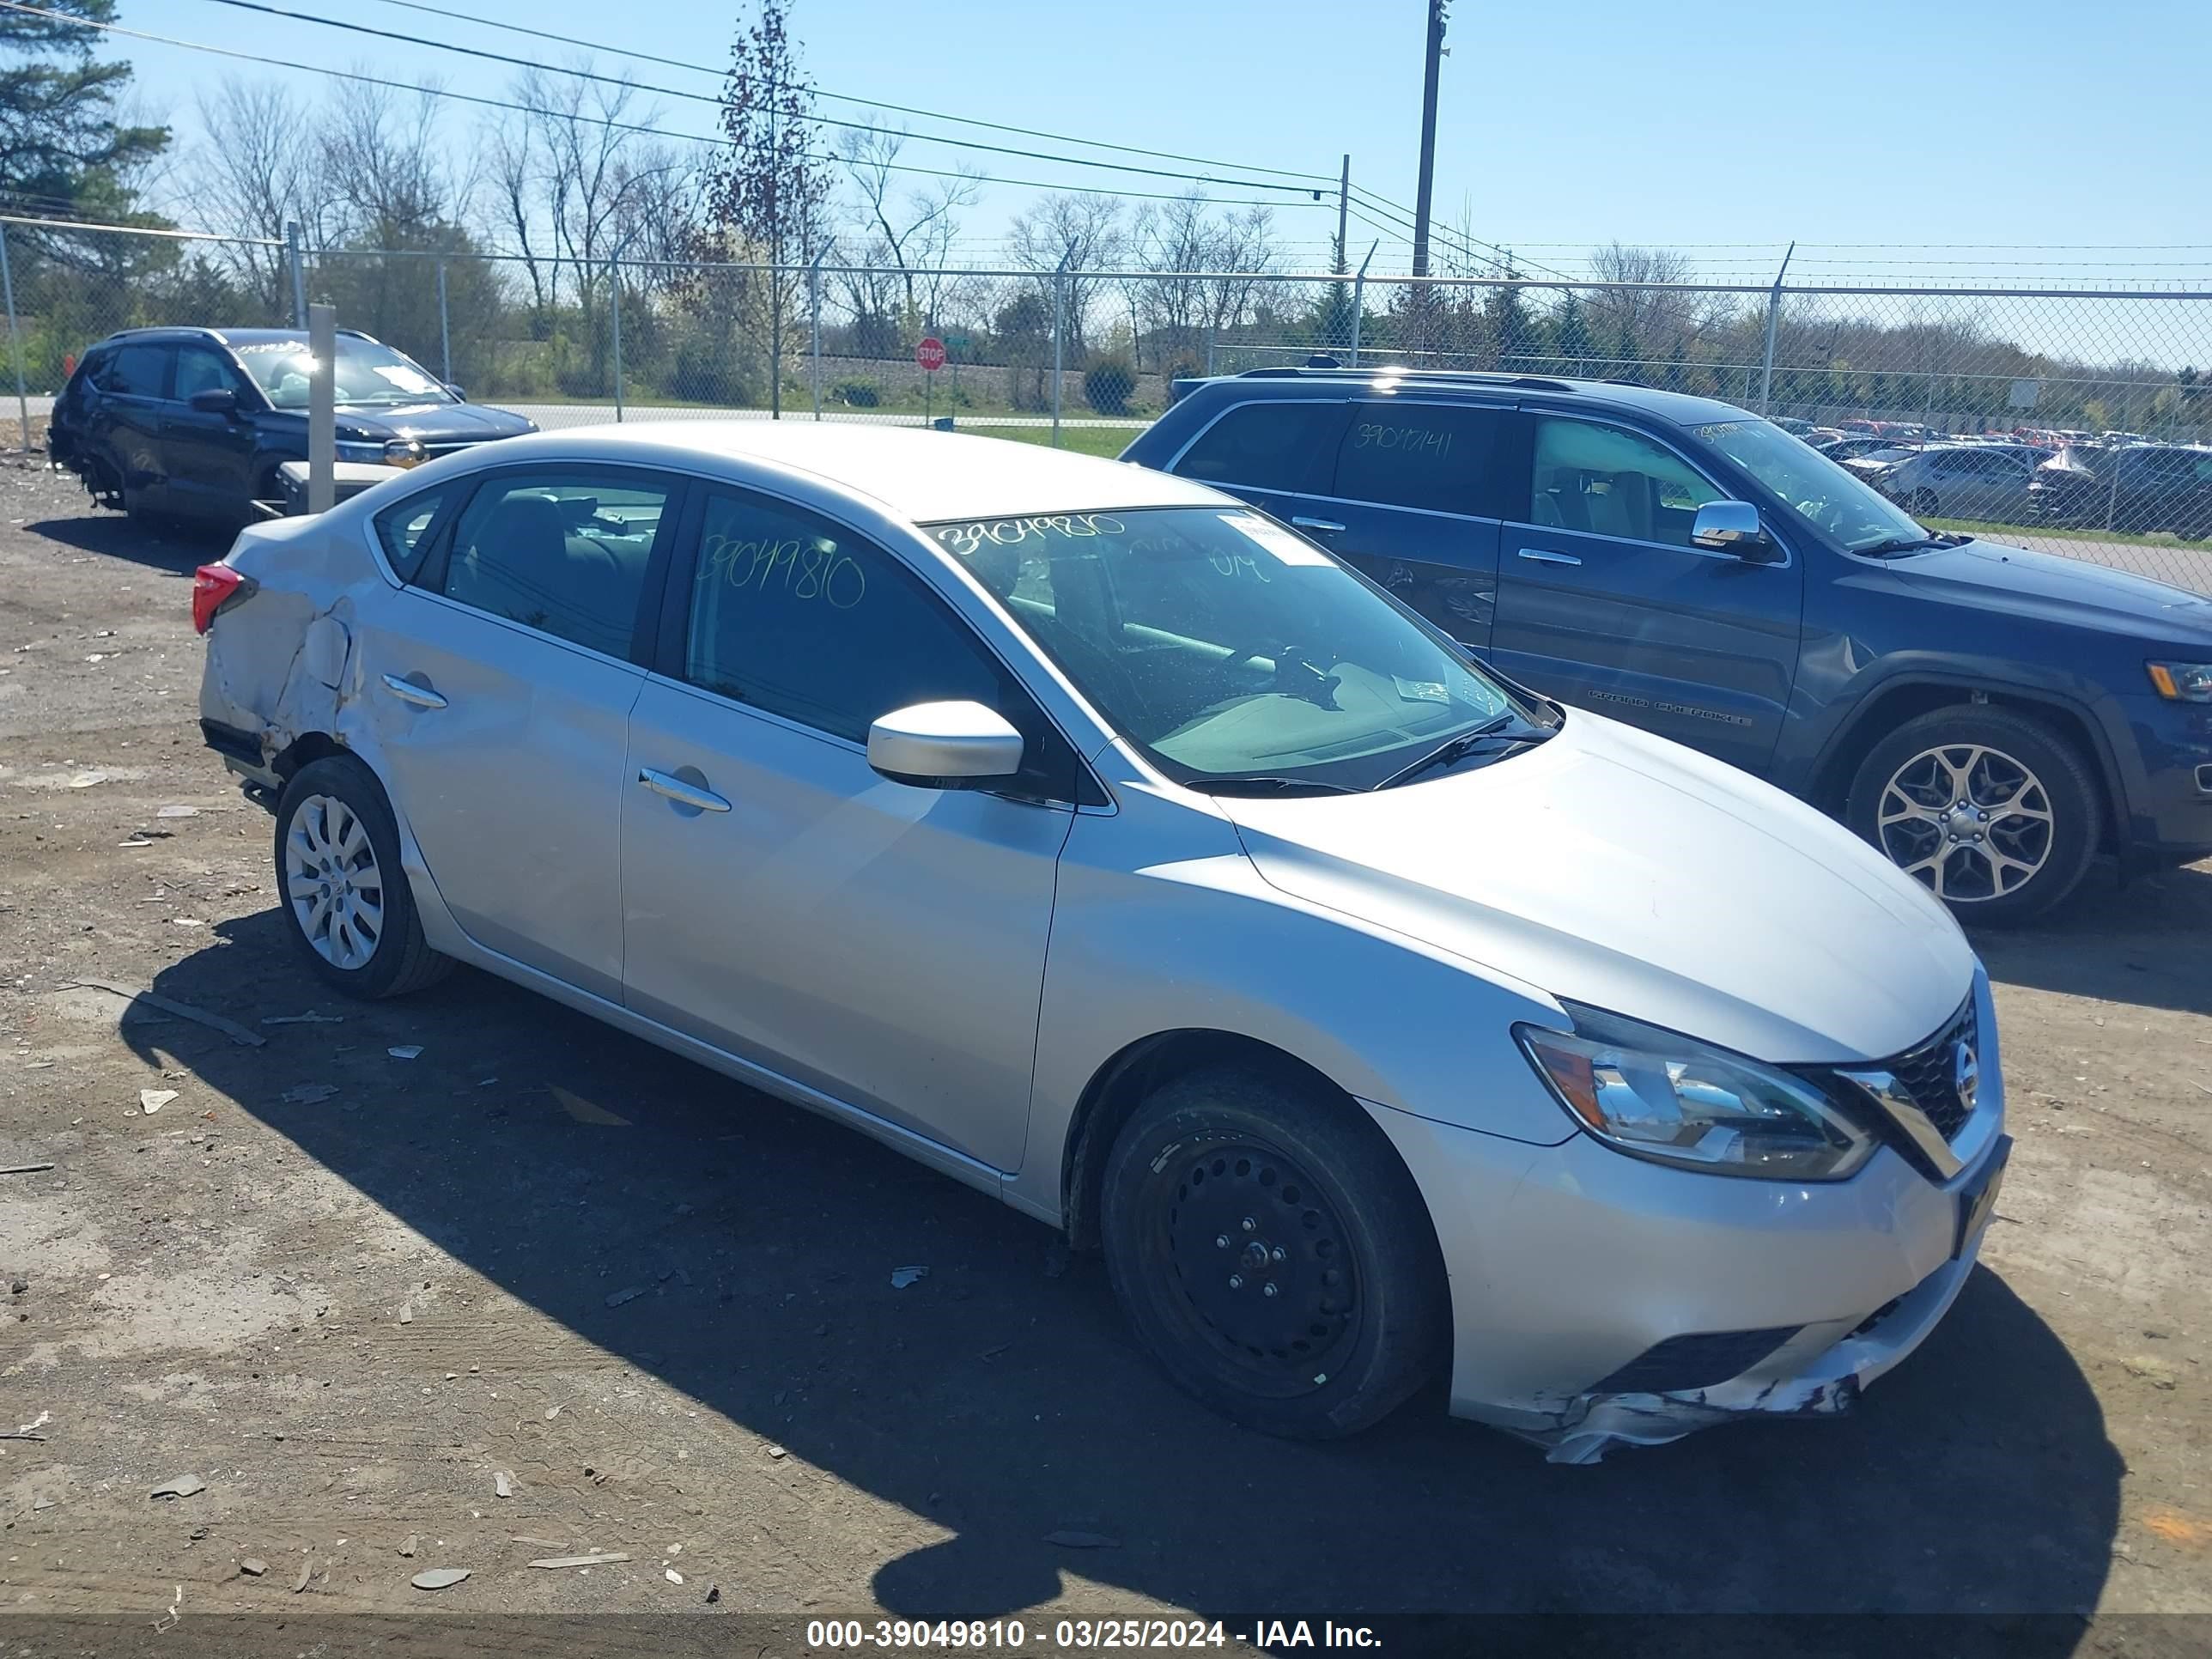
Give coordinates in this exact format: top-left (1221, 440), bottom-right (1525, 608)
top-left (1690, 500), bottom-right (1776, 562)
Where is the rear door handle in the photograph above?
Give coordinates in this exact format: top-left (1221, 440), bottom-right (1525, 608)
top-left (1291, 516), bottom-right (1346, 535)
top-left (380, 672), bottom-right (447, 708)
top-left (1516, 546), bottom-right (1583, 567)
top-left (637, 767), bottom-right (732, 813)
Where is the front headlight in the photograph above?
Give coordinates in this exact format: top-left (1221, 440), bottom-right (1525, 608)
top-left (332, 440), bottom-right (385, 463)
top-left (1514, 1006), bottom-right (1876, 1181)
top-left (2147, 661), bottom-right (2212, 702)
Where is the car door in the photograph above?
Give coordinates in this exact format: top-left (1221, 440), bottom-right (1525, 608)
top-left (620, 483), bottom-right (1083, 1172)
top-left (1162, 396), bottom-right (1350, 528)
top-left (161, 343), bottom-right (260, 520)
top-left (94, 341), bottom-right (173, 508)
top-left (1275, 399), bottom-right (1510, 652)
top-left (1488, 409), bottom-right (1805, 775)
top-left (349, 465), bottom-right (679, 1002)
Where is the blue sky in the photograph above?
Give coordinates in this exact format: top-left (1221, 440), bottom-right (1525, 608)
top-left (117, 0), bottom-right (2212, 283)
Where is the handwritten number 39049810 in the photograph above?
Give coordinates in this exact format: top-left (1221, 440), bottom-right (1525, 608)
top-left (704, 533), bottom-right (867, 610)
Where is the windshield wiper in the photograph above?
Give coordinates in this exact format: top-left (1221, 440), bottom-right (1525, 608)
top-left (1372, 711), bottom-right (1545, 791)
top-left (1188, 775), bottom-right (1362, 798)
top-left (1859, 531), bottom-right (1971, 557)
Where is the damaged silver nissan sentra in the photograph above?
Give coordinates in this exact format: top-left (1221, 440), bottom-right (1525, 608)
top-left (193, 423), bottom-right (2008, 1462)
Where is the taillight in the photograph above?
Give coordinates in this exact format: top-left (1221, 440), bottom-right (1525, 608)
top-left (191, 564), bottom-right (248, 635)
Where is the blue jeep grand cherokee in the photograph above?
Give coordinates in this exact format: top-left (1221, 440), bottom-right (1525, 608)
top-left (1123, 368), bottom-right (2212, 921)
top-left (47, 325), bottom-right (536, 526)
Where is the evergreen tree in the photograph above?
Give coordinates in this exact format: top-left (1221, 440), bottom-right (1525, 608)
top-left (1550, 290), bottom-right (1592, 375)
top-left (0, 1), bottom-right (167, 232)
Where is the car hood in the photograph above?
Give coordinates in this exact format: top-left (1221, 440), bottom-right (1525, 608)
top-left (1213, 711), bottom-right (1974, 1066)
top-left (1889, 538), bottom-right (2212, 642)
top-left (334, 402), bottom-right (538, 441)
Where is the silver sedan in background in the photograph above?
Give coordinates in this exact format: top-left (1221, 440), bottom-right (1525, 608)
top-left (192, 425), bottom-right (2007, 1462)
top-left (1846, 442), bottom-right (2039, 523)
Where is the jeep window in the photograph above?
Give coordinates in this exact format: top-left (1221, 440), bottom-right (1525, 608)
top-left (1692, 417), bottom-right (1928, 553)
top-left (927, 507), bottom-right (1540, 793)
top-left (1331, 402), bottom-right (1506, 515)
top-left (1528, 418), bottom-right (1728, 546)
top-left (1170, 401), bottom-right (1344, 493)
top-left (235, 337), bottom-right (454, 410)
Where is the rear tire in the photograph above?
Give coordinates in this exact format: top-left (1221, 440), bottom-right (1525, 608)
top-left (273, 755), bottom-right (453, 998)
top-left (1099, 1066), bottom-right (1445, 1439)
top-left (1907, 487), bottom-right (1940, 517)
top-left (1845, 706), bottom-right (2101, 925)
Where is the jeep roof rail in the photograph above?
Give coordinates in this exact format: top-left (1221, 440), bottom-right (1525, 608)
top-left (1231, 365), bottom-right (1581, 393)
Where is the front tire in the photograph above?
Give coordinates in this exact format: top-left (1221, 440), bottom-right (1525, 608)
top-left (1845, 707), bottom-right (2101, 924)
top-left (1099, 1066), bottom-right (1444, 1439)
top-left (273, 756), bottom-right (453, 998)
top-left (1907, 487), bottom-right (1940, 517)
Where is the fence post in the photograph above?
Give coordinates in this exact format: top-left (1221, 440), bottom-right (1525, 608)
top-left (436, 260), bottom-right (451, 385)
top-left (1348, 240), bottom-right (1376, 368)
top-left (1758, 241), bottom-right (1793, 416)
top-left (286, 222), bottom-right (307, 329)
top-left (307, 302), bottom-right (336, 514)
top-left (1205, 326), bottom-right (1216, 379)
top-left (0, 223), bottom-right (27, 455)
top-left (809, 249), bottom-right (824, 422)
top-left (1050, 252), bottom-right (1071, 448)
top-left (609, 257), bottom-right (623, 422)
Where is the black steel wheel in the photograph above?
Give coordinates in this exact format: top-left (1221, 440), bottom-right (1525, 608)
top-left (1100, 1066), bottom-right (1444, 1438)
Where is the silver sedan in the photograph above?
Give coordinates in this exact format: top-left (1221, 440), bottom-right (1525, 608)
top-left (193, 424), bottom-right (2006, 1461)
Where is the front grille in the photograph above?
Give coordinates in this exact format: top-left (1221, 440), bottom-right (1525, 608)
top-left (1591, 1326), bottom-right (1804, 1396)
top-left (1878, 998), bottom-right (1978, 1141)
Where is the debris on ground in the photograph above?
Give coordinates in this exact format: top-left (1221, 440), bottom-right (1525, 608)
top-left (494, 1471), bottom-right (514, 1498)
top-left (605, 1285), bottom-right (647, 1308)
top-left (398, 1534), bottom-right (417, 1558)
top-left (8, 1280), bottom-right (25, 1296)
top-left (398, 1304), bottom-right (413, 1324)
top-left (665, 1567), bottom-right (684, 1585)
top-left (68, 980), bottom-right (264, 1048)
top-left (0, 1163), bottom-right (56, 1176)
top-left (280, 1084), bottom-right (338, 1105)
top-left (890, 1265), bottom-right (929, 1289)
top-left (388, 1044), bottom-right (423, 1060)
top-left (529, 1553), bottom-right (629, 1570)
top-left (261, 1012), bottom-right (343, 1025)
top-left (155, 805), bottom-right (199, 819)
top-left (410, 1568), bottom-right (471, 1591)
top-left (1042, 1529), bottom-right (1121, 1549)
top-left (293, 1559), bottom-right (313, 1594)
top-left (138, 1088), bottom-right (177, 1115)
top-left (240, 1559), bottom-right (267, 1577)
top-left (766, 1444), bottom-right (787, 1460)
top-left (2125, 1354), bottom-right (2180, 1389)
top-left (4, 1410), bottom-right (51, 1440)
top-left (149, 1474), bottom-right (205, 1500)
top-left (706, 1584), bottom-right (720, 1604)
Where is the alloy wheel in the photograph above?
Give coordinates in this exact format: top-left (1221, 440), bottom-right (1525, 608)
top-left (283, 793), bottom-right (385, 969)
top-left (1875, 743), bottom-right (2054, 903)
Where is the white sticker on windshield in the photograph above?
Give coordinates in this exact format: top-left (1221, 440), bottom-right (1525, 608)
top-left (372, 363), bottom-right (438, 395)
top-left (1218, 511), bottom-right (1333, 567)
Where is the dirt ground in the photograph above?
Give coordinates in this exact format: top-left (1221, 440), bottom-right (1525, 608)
top-left (2, 459), bottom-right (2210, 1653)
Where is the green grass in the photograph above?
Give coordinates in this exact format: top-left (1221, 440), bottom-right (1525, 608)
top-left (1924, 514), bottom-right (2208, 551)
top-left (964, 423), bottom-right (1143, 459)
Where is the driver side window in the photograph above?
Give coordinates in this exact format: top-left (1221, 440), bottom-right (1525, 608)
top-left (1528, 417), bottom-right (1727, 547)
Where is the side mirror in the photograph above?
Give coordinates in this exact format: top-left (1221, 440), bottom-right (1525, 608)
top-left (1690, 499), bottom-right (1774, 561)
top-left (866, 701), bottom-right (1024, 789)
top-left (443, 383), bottom-right (467, 401)
top-left (189, 387), bottom-right (239, 416)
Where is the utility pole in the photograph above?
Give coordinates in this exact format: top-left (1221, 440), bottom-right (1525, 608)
top-left (1410, 0), bottom-right (1447, 278)
top-left (1334, 154), bottom-right (1351, 273)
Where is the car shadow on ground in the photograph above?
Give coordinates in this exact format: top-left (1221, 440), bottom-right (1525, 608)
top-left (124, 909), bottom-right (2120, 1632)
top-left (27, 509), bottom-right (232, 574)
top-left (1970, 858), bottom-right (2212, 1018)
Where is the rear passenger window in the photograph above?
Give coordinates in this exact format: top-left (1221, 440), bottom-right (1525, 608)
top-left (373, 486), bottom-right (455, 585)
top-left (1170, 401), bottom-right (1344, 493)
top-left (1330, 403), bottom-right (1505, 515)
top-left (438, 471), bottom-right (669, 657)
top-left (100, 343), bottom-right (168, 398)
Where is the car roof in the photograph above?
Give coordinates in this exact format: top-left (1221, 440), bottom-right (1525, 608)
top-left (95, 325), bottom-right (376, 347)
top-left (1192, 366), bottom-right (1752, 428)
top-left (466, 421), bottom-right (1224, 523)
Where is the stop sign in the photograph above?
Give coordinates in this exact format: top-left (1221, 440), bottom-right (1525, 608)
top-left (915, 337), bottom-right (947, 373)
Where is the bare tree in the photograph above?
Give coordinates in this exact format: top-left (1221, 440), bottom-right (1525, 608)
top-left (833, 120), bottom-right (979, 331)
top-left (1584, 241), bottom-right (1703, 367)
top-left (181, 77), bottom-right (317, 311)
top-left (1126, 190), bottom-right (1279, 368)
top-left (316, 76), bottom-right (454, 246)
top-left (1008, 191), bottom-right (1124, 358)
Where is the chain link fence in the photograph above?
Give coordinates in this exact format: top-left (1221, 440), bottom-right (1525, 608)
top-left (8, 217), bottom-right (2210, 588)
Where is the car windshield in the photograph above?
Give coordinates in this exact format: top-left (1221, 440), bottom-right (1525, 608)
top-left (924, 507), bottom-right (1543, 793)
top-left (1692, 418), bottom-right (1930, 552)
top-left (232, 337), bottom-right (453, 410)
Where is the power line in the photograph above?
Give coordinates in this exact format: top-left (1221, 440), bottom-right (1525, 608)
top-left (0, 3), bottom-right (1329, 210)
top-left (354, 0), bottom-right (1341, 189)
top-left (182, 0), bottom-right (1328, 199)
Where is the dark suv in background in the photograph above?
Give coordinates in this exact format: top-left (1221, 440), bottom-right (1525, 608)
top-left (1122, 368), bottom-right (2212, 921)
top-left (47, 326), bottom-right (536, 526)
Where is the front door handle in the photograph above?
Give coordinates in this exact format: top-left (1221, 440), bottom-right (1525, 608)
top-left (1291, 516), bottom-right (1346, 535)
top-left (637, 767), bottom-right (732, 813)
top-left (1516, 546), bottom-right (1583, 567)
top-left (380, 672), bottom-right (448, 708)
